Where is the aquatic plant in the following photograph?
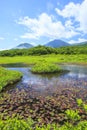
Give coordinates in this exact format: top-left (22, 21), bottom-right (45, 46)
top-left (0, 117), bottom-right (34, 130)
top-left (0, 116), bottom-right (87, 130)
top-left (76, 99), bottom-right (83, 107)
top-left (65, 109), bottom-right (80, 124)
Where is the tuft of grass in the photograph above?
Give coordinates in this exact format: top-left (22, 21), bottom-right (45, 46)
top-left (0, 67), bottom-right (22, 92)
top-left (31, 62), bottom-right (63, 74)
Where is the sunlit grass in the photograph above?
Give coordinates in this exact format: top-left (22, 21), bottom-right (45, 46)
top-left (31, 62), bottom-right (63, 74)
top-left (0, 54), bottom-right (87, 65)
top-left (0, 67), bottom-right (22, 92)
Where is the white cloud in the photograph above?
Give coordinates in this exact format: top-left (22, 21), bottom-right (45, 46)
top-left (55, 2), bottom-right (80, 18)
top-left (17, 13), bottom-right (78, 40)
top-left (69, 38), bottom-right (87, 44)
top-left (0, 37), bottom-right (4, 40)
top-left (55, 0), bottom-right (87, 33)
top-left (17, 0), bottom-right (87, 42)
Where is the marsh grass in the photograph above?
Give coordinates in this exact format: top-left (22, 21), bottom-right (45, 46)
top-left (0, 67), bottom-right (22, 92)
top-left (0, 115), bottom-right (87, 130)
top-left (0, 54), bottom-right (87, 65)
top-left (31, 62), bottom-right (63, 74)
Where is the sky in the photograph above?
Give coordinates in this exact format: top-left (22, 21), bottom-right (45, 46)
top-left (0, 0), bottom-right (87, 50)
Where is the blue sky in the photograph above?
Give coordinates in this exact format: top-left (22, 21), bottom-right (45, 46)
top-left (0, 0), bottom-right (87, 50)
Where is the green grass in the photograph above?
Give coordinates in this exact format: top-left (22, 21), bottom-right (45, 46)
top-left (0, 54), bottom-right (87, 65)
top-left (0, 54), bottom-right (87, 129)
top-left (0, 116), bottom-right (87, 130)
top-left (31, 62), bottom-right (63, 74)
top-left (0, 67), bottom-right (22, 92)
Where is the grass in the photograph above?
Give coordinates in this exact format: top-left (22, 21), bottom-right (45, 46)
top-left (0, 54), bottom-right (86, 90)
top-left (31, 62), bottom-right (63, 74)
top-left (0, 54), bottom-right (87, 65)
top-left (0, 54), bottom-right (87, 129)
top-left (0, 67), bottom-right (22, 92)
top-left (0, 111), bottom-right (87, 130)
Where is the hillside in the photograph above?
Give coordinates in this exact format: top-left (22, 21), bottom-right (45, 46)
top-left (73, 41), bottom-right (87, 46)
top-left (14, 43), bottom-right (33, 49)
top-left (79, 41), bottom-right (87, 46)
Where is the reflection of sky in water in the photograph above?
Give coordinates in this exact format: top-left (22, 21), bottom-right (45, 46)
top-left (68, 72), bottom-right (86, 78)
top-left (7, 64), bottom-right (87, 90)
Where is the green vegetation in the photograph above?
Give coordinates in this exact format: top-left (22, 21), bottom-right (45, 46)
top-left (0, 67), bottom-right (22, 92)
top-left (65, 109), bottom-right (81, 124)
top-left (0, 117), bottom-right (34, 130)
top-left (0, 54), bottom-right (87, 65)
top-left (0, 44), bottom-right (87, 129)
top-left (77, 98), bottom-right (87, 113)
top-left (0, 45), bottom-right (87, 57)
top-left (0, 99), bottom-right (87, 130)
top-left (1, 118), bottom-right (87, 130)
top-left (31, 62), bottom-right (63, 74)
top-left (76, 99), bottom-right (83, 107)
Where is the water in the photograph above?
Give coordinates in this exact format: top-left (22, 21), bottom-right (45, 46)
top-left (5, 64), bottom-right (87, 93)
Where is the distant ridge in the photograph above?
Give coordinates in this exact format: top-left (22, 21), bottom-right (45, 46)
top-left (44, 39), bottom-right (70, 48)
top-left (76, 41), bottom-right (87, 46)
top-left (71, 41), bottom-right (87, 46)
top-left (14, 43), bottom-right (33, 49)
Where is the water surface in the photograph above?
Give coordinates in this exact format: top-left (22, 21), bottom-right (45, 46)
top-left (6, 64), bottom-right (87, 93)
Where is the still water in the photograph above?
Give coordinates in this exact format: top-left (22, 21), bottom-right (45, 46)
top-left (6, 64), bottom-right (87, 92)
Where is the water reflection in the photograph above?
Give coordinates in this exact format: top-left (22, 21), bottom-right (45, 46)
top-left (6, 64), bottom-right (87, 92)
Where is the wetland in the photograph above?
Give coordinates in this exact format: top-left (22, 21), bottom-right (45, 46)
top-left (0, 63), bottom-right (87, 125)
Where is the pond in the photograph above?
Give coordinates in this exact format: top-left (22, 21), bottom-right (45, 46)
top-left (4, 64), bottom-right (87, 95)
top-left (1, 64), bottom-right (87, 123)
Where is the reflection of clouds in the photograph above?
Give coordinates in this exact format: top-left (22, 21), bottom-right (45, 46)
top-left (78, 73), bottom-right (87, 78)
top-left (8, 66), bottom-right (87, 91)
top-left (61, 64), bottom-right (87, 75)
top-left (68, 72), bottom-right (87, 78)
top-left (68, 72), bottom-right (76, 77)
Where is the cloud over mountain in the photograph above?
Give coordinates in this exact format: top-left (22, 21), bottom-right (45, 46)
top-left (16, 0), bottom-right (87, 44)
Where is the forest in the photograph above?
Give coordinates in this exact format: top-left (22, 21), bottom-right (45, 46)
top-left (0, 44), bottom-right (87, 57)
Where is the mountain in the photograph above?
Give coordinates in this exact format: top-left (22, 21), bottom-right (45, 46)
top-left (78, 41), bottom-right (87, 46)
top-left (14, 43), bottom-right (33, 49)
top-left (73, 41), bottom-right (87, 46)
top-left (44, 39), bottom-right (70, 48)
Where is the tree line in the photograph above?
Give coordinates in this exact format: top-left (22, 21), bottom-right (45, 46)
top-left (0, 45), bottom-right (87, 56)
